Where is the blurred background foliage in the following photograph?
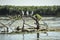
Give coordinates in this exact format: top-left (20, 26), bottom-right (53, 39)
top-left (0, 5), bottom-right (60, 17)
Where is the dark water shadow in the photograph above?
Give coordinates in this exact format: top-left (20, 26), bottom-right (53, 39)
top-left (37, 33), bottom-right (39, 40)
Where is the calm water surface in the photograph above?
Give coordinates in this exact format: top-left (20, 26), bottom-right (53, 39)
top-left (0, 32), bottom-right (60, 40)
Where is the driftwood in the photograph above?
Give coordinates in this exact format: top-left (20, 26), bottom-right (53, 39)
top-left (29, 16), bottom-right (40, 30)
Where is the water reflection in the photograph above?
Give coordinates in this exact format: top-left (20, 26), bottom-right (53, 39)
top-left (37, 33), bottom-right (39, 40)
top-left (23, 33), bottom-right (24, 40)
top-left (0, 32), bottom-right (60, 40)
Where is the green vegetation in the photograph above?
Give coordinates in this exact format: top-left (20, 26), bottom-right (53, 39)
top-left (0, 5), bottom-right (60, 17)
top-left (33, 14), bottom-right (42, 20)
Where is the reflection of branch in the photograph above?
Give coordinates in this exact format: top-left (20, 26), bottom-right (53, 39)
top-left (23, 33), bottom-right (24, 40)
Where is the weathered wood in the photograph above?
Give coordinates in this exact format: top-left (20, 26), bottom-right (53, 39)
top-left (29, 16), bottom-right (40, 30)
top-left (22, 19), bottom-right (25, 32)
top-left (6, 27), bottom-right (9, 33)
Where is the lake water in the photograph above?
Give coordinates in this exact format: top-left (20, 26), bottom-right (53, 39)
top-left (0, 32), bottom-right (60, 40)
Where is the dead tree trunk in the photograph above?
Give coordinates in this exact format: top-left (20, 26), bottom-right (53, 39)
top-left (30, 16), bottom-right (40, 30)
top-left (30, 16), bottom-right (40, 39)
top-left (35, 16), bottom-right (39, 30)
top-left (6, 27), bottom-right (8, 33)
top-left (22, 19), bottom-right (25, 32)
